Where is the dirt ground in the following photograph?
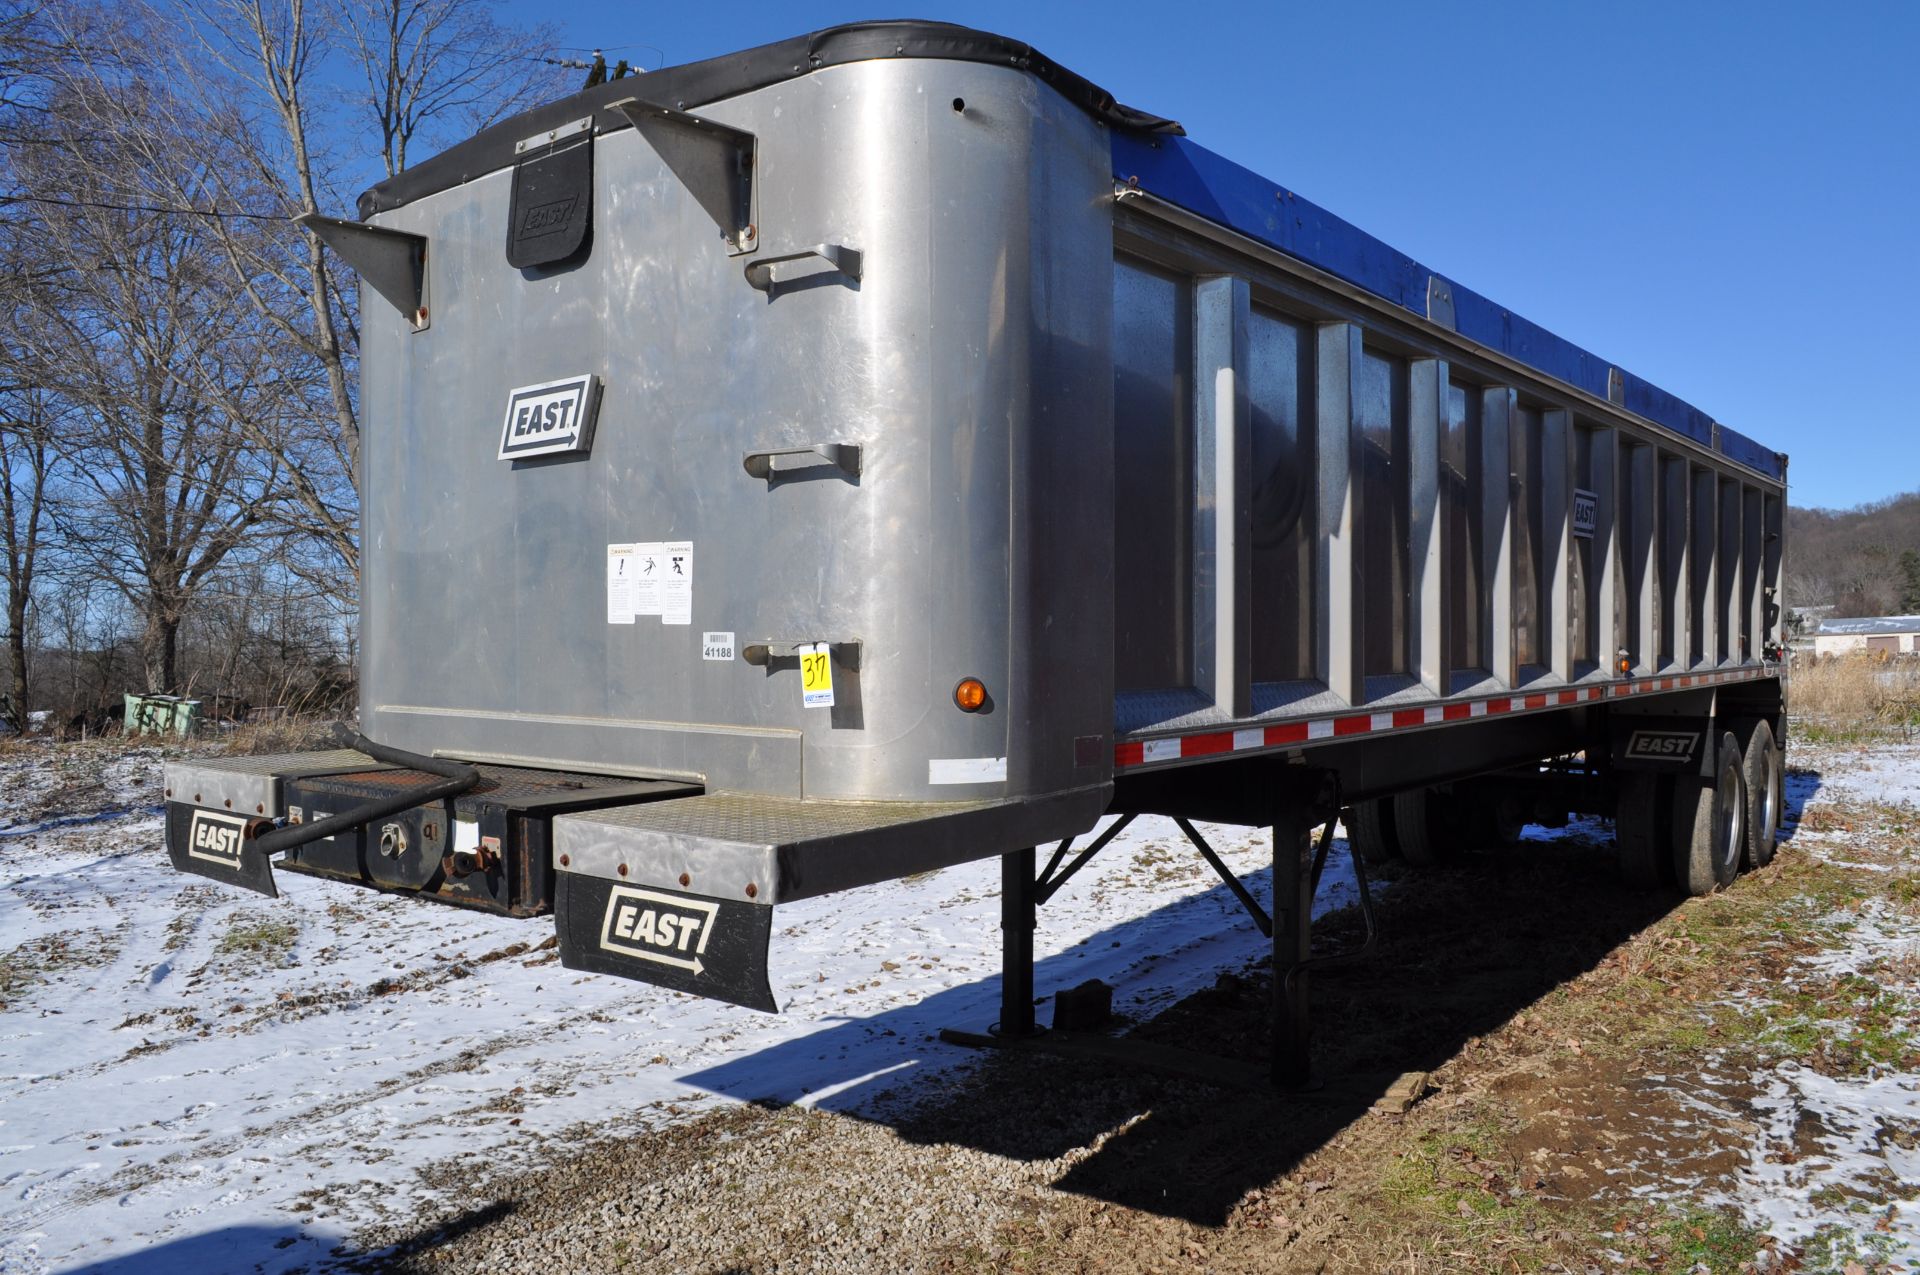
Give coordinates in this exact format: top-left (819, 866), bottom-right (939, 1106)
top-left (342, 750), bottom-right (1920, 1275)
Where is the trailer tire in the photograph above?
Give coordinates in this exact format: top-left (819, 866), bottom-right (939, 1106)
top-left (1741, 721), bottom-right (1782, 870)
top-left (1460, 794), bottom-right (1525, 851)
top-left (1348, 799), bottom-right (1399, 865)
top-left (1390, 790), bottom-right (1446, 866)
top-left (1615, 770), bottom-right (1671, 890)
top-left (1672, 731), bottom-right (1746, 896)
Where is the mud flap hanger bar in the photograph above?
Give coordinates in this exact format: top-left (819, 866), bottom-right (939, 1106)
top-left (608, 95), bottom-right (860, 294)
top-left (610, 96), bottom-right (757, 254)
top-left (297, 215), bottom-right (428, 331)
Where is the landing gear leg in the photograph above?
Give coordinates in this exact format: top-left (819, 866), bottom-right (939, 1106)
top-left (1272, 807), bottom-right (1315, 1090)
top-left (996, 847), bottom-right (1038, 1039)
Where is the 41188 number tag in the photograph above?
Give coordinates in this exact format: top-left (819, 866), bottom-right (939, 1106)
top-left (799, 643), bottom-right (835, 709)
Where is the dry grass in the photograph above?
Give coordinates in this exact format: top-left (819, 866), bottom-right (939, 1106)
top-left (1791, 655), bottom-right (1920, 742)
top-left (215, 715), bottom-right (345, 756)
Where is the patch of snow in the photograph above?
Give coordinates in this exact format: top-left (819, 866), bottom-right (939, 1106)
top-left (1798, 742), bottom-right (1920, 811)
top-left (1737, 1062), bottom-right (1920, 1258)
top-left (1713, 748), bottom-right (1920, 1257)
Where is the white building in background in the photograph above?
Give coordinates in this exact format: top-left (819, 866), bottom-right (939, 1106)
top-left (1814, 615), bottom-right (1920, 657)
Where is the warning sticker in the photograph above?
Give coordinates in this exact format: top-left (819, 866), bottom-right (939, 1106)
top-left (633, 542), bottom-right (663, 618)
top-left (606, 544), bottom-right (636, 624)
top-left (799, 642), bottom-right (834, 709)
top-left (609, 540), bottom-right (692, 626)
top-left (661, 542), bottom-right (692, 626)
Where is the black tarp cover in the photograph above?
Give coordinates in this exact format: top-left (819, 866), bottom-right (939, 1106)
top-left (357, 19), bottom-right (1181, 218)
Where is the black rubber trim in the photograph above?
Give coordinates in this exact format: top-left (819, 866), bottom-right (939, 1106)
top-left (357, 20), bottom-right (1181, 218)
top-left (248, 730), bottom-right (481, 858)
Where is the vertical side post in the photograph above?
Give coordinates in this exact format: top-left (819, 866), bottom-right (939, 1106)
top-left (1721, 478), bottom-right (1743, 665)
top-left (1662, 454), bottom-right (1689, 672)
top-left (1763, 490), bottom-right (1785, 648)
top-left (1744, 487), bottom-right (1764, 662)
top-left (1542, 409), bottom-right (1572, 682)
top-left (1271, 807), bottom-right (1314, 1089)
top-left (1692, 466), bottom-right (1717, 669)
top-left (1593, 426), bottom-right (1619, 672)
top-left (998, 848), bottom-right (1037, 1038)
top-left (1316, 322), bottom-right (1362, 706)
top-left (1408, 359), bottom-right (1446, 695)
top-left (1631, 443), bottom-right (1658, 673)
top-left (1193, 277), bottom-right (1252, 718)
top-left (1481, 387), bottom-right (1516, 687)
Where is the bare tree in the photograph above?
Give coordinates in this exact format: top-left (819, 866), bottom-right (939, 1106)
top-left (166, 0), bottom-right (363, 590)
top-left (11, 60), bottom-right (293, 692)
top-left (0, 391), bottom-right (51, 730)
top-left (160, 0), bottom-right (568, 599)
top-left (334, 0), bottom-right (565, 178)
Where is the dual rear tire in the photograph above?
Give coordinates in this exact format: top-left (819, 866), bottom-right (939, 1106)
top-left (1615, 722), bottom-right (1780, 895)
top-left (1349, 788), bottom-right (1522, 868)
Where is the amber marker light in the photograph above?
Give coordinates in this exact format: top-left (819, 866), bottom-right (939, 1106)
top-left (953, 677), bottom-right (988, 712)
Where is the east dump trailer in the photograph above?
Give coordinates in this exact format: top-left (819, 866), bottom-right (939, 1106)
top-left (164, 21), bottom-right (1787, 1085)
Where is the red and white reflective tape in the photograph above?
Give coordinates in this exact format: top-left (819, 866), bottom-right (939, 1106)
top-left (1113, 666), bottom-right (1778, 770)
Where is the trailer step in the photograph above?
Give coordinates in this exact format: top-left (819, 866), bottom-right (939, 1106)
top-left (550, 785), bottom-right (1108, 905)
top-left (549, 785), bottom-right (1109, 1012)
top-left (162, 750), bottom-right (696, 915)
top-left (162, 748), bottom-right (399, 820)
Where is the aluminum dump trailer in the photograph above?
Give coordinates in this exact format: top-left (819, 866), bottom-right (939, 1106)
top-left (163, 21), bottom-right (1787, 1084)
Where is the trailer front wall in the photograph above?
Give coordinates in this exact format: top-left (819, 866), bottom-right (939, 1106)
top-left (357, 60), bottom-right (1116, 804)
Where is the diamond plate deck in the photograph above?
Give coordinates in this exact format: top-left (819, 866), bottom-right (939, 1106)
top-left (552, 784), bottom-right (1111, 904)
top-left (162, 749), bottom-right (398, 817)
top-left (291, 764), bottom-right (696, 820)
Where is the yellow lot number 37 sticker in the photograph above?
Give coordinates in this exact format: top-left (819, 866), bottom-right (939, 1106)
top-left (799, 642), bottom-right (835, 709)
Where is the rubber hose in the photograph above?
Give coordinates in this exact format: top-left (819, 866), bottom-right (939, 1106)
top-left (246, 730), bottom-right (481, 858)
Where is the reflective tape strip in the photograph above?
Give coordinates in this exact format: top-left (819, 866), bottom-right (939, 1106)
top-left (1115, 665), bottom-right (1779, 770)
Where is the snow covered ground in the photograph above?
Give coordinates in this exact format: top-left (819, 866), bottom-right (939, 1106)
top-left (5, 739), bottom-right (1920, 1272)
top-left (1719, 743), bottom-right (1920, 1264)
top-left (1810, 739), bottom-right (1920, 811)
top-left (0, 743), bottom-right (1362, 1273)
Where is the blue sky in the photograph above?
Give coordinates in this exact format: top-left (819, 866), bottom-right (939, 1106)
top-left (518, 1), bottom-right (1917, 511)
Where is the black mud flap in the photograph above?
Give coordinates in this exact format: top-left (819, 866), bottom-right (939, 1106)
top-left (506, 133), bottom-right (592, 270)
top-left (165, 803), bottom-right (278, 898)
top-left (555, 872), bottom-right (775, 1012)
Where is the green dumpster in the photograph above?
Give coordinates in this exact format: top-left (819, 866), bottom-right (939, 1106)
top-left (124, 694), bottom-right (202, 738)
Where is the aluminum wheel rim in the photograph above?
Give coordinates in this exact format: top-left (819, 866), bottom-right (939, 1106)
top-left (1759, 750), bottom-right (1781, 846)
top-left (1717, 766), bottom-right (1746, 876)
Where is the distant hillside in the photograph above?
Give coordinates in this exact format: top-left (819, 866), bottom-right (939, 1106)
top-left (1786, 490), bottom-right (1920, 616)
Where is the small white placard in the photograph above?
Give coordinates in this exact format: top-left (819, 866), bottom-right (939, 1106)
top-left (606, 544), bottom-right (636, 624)
top-left (702, 631), bottom-right (735, 662)
top-left (928, 756), bottom-right (1008, 785)
top-left (660, 542), bottom-right (692, 625)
